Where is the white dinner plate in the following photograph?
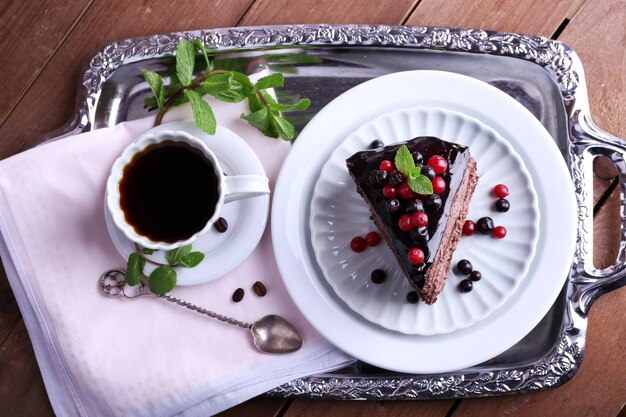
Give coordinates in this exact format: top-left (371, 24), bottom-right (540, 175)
top-left (105, 121), bottom-right (269, 285)
top-left (310, 106), bottom-right (540, 335)
top-left (272, 70), bottom-right (577, 373)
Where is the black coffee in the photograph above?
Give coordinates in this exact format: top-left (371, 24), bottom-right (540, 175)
top-left (119, 140), bottom-right (219, 243)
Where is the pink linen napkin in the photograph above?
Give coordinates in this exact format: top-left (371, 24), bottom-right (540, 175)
top-left (0, 94), bottom-right (353, 416)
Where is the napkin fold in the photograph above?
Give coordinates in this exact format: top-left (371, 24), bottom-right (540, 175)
top-left (0, 92), bottom-right (353, 416)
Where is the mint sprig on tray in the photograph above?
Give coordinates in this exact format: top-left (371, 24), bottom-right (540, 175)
top-left (394, 145), bottom-right (433, 195)
top-left (126, 244), bottom-right (205, 295)
top-left (141, 37), bottom-right (311, 141)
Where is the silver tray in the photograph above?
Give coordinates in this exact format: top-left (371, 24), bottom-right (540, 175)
top-left (50, 24), bottom-right (626, 399)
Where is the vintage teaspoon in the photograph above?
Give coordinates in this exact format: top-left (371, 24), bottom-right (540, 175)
top-left (99, 269), bottom-right (303, 354)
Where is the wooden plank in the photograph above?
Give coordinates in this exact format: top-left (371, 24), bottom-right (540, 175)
top-left (0, 320), bottom-right (55, 417)
top-left (239, 0), bottom-right (419, 26)
top-left (283, 399), bottom-right (454, 417)
top-left (0, 1), bottom-right (92, 126)
top-left (0, 0), bottom-right (254, 160)
top-left (216, 397), bottom-right (288, 417)
top-left (405, 0), bottom-right (577, 37)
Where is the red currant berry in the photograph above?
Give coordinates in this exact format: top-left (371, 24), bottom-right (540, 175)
top-left (379, 160), bottom-right (394, 173)
top-left (432, 176), bottom-right (446, 194)
top-left (365, 231), bottom-right (381, 247)
top-left (399, 214), bottom-right (414, 232)
top-left (462, 220), bottom-right (476, 236)
top-left (493, 184), bottom-right (509, 198)
top-left (408, 248), bottom-right (425, 264)
top-left (411, 211), bottom-right (429, 228)
top-left (382, 184), bottom-right (397, 199)
top-left (398, 181), bottom-right (418, 200)
top-left (492, 226), bottom-right (507, 239)
top-left (350, 236), bottom-right (367, 252)
top-left (427, 155), bottom-right (447, 175)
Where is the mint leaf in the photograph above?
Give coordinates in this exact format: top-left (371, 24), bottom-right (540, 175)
top-left (408, 174), bottom-right (433, 195)
top-left (269, 98), bottom-right (311, 112)
top-left (270, 113), bottom-right (296, 141)
top-left (144, 96), bottom-right (159, 109)
top-left (241, 107), bottom-right (271, 131)
top-left (395, 145), bottom-right (414, 177)
top-left (229, 71), bottom-right (256, 97)
top-left (184, 90), bottom-right (216, 135)
top-left (194, 38), bottom-right (211, 70)
top-left (175, 38), bottom-right (196, 86)
top-left (141, 69), bottom-right (165, 109)
top-left (126, 253), bottom-right (145, 286)
top-left (167, 244), bottom-right (193, 266)
top-left (408, 165), bottom-right (421, 178)
top-left (203, 73), bottom-right (231, 94)
top-left (142, 248), bottom-right (157, 255)
top-left (248, 93), bottom-right (264, 112)
top-left (204, 73), bottom-right (247, 103)
top-left (148, 266), bottom-right (177, 295)
top-left (255, 73), bottom-right (284, 90)
top-left (180, 252), bottom-right (205, 268)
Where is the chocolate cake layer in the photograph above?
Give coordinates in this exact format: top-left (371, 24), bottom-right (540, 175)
top-left (346, 137), bottom-right (478, 304)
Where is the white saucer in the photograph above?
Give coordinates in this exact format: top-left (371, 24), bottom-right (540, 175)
top-left (105, 121), bottom-right (269, 285)
top-left (310, 106), bottom-right (539, 335)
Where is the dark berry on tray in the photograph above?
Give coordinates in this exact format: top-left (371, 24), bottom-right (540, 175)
top-left (379, 160), bottom-right (394, 173)
top-left (371, 269), bottom-right (386, 284)
top-left (424, 194), bottom-right (442, 212)
top-left (421, 165), bottom-right (436, 180)
top-left (369, 139), bottom-right (384, 149)
top-left (410, 227), bottom-right (429, 243)
top-left (495, 198), bottom-right (510, 212)
top-left (408, 248), bottom-right (425, 264)
top-left (405, 199), bottom-right (425, 213)
top-left (493, 184), bottom-right (509, 198)
top-left (457, 259), bottom-right (473, 275)
top-left (492, 226), bottom-right (507, 239)
top-left (427, 155), bottom-right (448, 175)
top-left (477, 217), bottom-right (495, 234)
top-left (398, 181), bottom-right (418, 200)
top-left (350, 236), bottom-right (367, 253)
top-left (462, 220), bottom-right (475, 236)
top-left (385, 199), bottom-right (401, 213)
top-left (388, 170), bottom-right (404, 186)
top-left (470, 270), bottom-right (482, 281)
top-left (365, 231), bottom-right (382, 247)
top-left (411, 211), bottom-right (428, 228)
top-left (412, 151), bottom-right (424, 165)
top-left (399, 214), bottom-right (414, 232)
top-left (406, 291), bottom-right (420, 304)
top-left (431, 176), bottom-right (445, 195)
top-left (459, 279), bottom-right (473, 293)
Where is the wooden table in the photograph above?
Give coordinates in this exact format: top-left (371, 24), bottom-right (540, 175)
top-left (0, 1), bottom-right (624, 415)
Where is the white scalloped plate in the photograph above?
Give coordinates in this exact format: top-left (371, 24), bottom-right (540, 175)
top-left (310, 106), bottom-right (539, 335)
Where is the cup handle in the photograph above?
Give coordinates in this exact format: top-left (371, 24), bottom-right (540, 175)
top-left (222, 175), bottom-right (270, 203)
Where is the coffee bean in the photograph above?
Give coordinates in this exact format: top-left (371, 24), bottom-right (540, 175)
top-left (214, 217), bottom-right (228, 233)
top-left (232, 288), bottom-right (244, 302)
top-left (252, 281), bottom-right (267, 297)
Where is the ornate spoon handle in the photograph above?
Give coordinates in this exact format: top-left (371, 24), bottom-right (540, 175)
top-left (156, 294), bottom-right (252, 329)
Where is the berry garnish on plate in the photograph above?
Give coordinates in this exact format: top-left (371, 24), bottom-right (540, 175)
top-left (459, 279), bottom-right (473, 293)
top-left (495, 198), bottom-right (510, 212)
top-left (476, 217), bottom-right (494, 234)
top-left (462, 220), bottom-right (475, 236)
top-left (492, 226), bottom-right (507, 239)
top-left (350, 236), bottom-right (367, 253)
top-left (493, 184), bottom-right (509, 198)
top-left (457, 259), bottom-right (473, 275)
top-left (371, 269), bottom-right (386, 284)
top-left (470, 270), bottom-right (482, 281)
top-left (427, 155), bottom-right (447, 175)
top-left (369, 139), bottom-right (384, 149)
top-left (365, 231), bottom-right (382, 246)
top-left (406, 291), bottom-right (420, 303)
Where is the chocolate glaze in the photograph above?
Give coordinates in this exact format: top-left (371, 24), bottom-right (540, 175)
top-left (346, 137), bottom-right (471, 290)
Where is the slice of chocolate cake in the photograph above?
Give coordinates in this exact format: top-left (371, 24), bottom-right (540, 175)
top-left (346, 137), bottom-right (478, 304)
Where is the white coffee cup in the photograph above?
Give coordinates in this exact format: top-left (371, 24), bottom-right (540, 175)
top-left (106, 130), bottom-right (269, 250)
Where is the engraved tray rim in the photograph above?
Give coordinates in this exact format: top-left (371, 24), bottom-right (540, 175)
top-left (53, 24), bottom-right (626, 399)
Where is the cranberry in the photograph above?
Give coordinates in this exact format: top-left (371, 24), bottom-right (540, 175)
top-left (350, 236), bottom-right (367, 253)
top-left (421, 165), bottom-right (436, 180)
top-left (462, 220), bottom-right (475, 236)
top-left (492, 226), bottom-right (507, 239)
top-left (427, 155), bottom-right (447, 175)
top-left (459, 279), bottom-right (473, 293)
top-left (365, 231), bottom-right (381, 247)
top-left (398, 181), bottom-right (418, 200)
top-left (408, 248), bottom-right (425, 264)
top-left (369, 140), bottom-right (384, 149)
top-left (385, 199), bottom-right (401, 213)
top-left (388, 170), bottom-right (404, 186)
top-left (493, 184), bottom-right (509, 198)
top-left (495, 198), bottom-right (510, 212)
top-left (399, 214), bottom-right (414, 232)
top-left (379, 160), bottom-right (394, 173)
top-left (412, 211), bottom-right (429, 228)
top-left (382, 184), bottom-right (397, 199)
top-left (432, 176), bottom-right (446, 194)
